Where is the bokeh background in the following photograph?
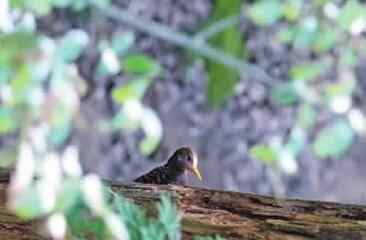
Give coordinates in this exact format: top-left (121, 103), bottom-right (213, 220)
top-left (2, 0), bottom-right (366, 206)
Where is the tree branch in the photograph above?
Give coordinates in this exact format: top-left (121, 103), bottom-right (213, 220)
top-left (1, 179), bottom-right (366, 239)
top-left (91, 1), bottom-right (273, 84)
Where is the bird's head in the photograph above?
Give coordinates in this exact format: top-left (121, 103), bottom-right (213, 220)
top-left (167, 147), bottom-right (202, 181)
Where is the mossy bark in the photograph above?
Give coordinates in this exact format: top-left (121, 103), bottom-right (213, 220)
top-left (1, 178), bottom-right (366, 239)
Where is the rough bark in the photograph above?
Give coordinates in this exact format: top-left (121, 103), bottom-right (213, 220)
top-left (0, 179), bottom-right (366, 239)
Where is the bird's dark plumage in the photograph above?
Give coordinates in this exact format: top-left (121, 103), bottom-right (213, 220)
top-left (134, 147), bottom-right (202, 185)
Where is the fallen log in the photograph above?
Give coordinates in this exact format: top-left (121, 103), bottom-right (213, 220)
top-left (1, 179), bottom-right (366, 239)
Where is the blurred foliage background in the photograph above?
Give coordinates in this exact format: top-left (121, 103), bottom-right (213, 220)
top-left (2, 0), bottom-right (366, 238)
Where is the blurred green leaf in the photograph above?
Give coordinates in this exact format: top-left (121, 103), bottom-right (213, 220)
top-left (290, 59), bottom-right (330, 81)
top-left (325, 79), bottom-right (355, 98)
top-left (122, 54), bottom-right (160, 76)
top-left (206, 0), bottom-right (243, 107)
top-left (250, 144), bottom-right (277, 165)
top-left (157, 194), bottom-right (180, 240)
top-left (0, 146), bottom-right (17, 168)
top-left (139, 108), bottom-right (162, 155)
top-left (112, 32), bottom-right (135, 55)
top-left (276, 27), bottom-right (295, 43)
top-left (56, 178), bottom-right (81, 212)
top-left (70, 0), bottom-right (88, 11)
top-left (49, 121), bottom-right (72, 146)
top-left (25, 0), bottom-right (52, 15)
top-left (52, 0), bottom-right (73, 8)
top-left (283, 0), bottom-right (302, 21)
top-left (293, 17), bottom-right (318, 49)
top-left (271, 81), bottom-right (299, 105)
top-left (0, 32), bottom-right (37, 64)
top-left (0, 66), bottom-right (12, 86)
top-left (139, 137), bottom-right (159, 156)
top-left (248, 0), bottom-right (283, 26)
top-left (285, 127), bottom-right (305, 156)
top-left (111, 78), bottom-right (150, 104)
top-left (312, 28), bottom-right (336, 53)
top-left (313, 119), bottom-right (354, 158)
top-left (0, 107), bottom-right (16, 134)
top-left (13, 186), bottom-right (44, 219)
top-left (57, 29), bottom-right (89, 63)
top-left (297, 103), bottom-right (315, 129)
top-left (337, 0), bottom-right (366, 31)
top-left (340, 48), bottom-right (358, 66)
top-left (11, 64), bottom-right (32, 102)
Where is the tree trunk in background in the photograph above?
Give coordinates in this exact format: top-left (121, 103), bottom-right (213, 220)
top-left (1, 179), bottom-right (366, 239)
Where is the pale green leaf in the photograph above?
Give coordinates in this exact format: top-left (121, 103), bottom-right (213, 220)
top-left (337, 0), bottom-right (366, 30)
top-left (325, 79), bottom-right (355, 98)
top-left (312, 28), bottom-right (336, 53)
top-left (0, 107), bottom-right (16, 134)
top-left (57, 29), bottom-right (89, 62)
top-left (313, 120), bottom-right (354, 158)
top-left (122, 54), bottom-right (160, 76)
top-left (250, 144), bottom-right (277, 165)
top-left (112, 32), bottom-right (135, 55)
top-left (271, 82), bottom-right (299, 105)
top-left (111, 78), bottom-right (150, 104)
top-left (297, 103), bottom-right (315, 129)
top-left (290, 59), bottom-right (330, 81)
top-left (248, 0), bottom-right (283, 26)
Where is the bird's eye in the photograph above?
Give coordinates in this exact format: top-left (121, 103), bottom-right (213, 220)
top-left (187, 156), bottom-right (192, 162)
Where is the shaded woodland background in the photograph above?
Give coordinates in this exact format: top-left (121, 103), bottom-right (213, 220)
top-left (65, 0), bottom-right (366, 204)
top-left (2, 2), bottom-right (366, 237)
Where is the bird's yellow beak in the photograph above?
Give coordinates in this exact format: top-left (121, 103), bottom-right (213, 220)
top-left (191, 166), bottom-right (202, 181)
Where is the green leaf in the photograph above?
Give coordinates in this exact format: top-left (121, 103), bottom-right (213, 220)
top-left (140, 109), bottom-right (162, 155)
top-left (49, 121), bottom-right (72, 146)
top-left (111, 78), bottom-right (151, 104)
top-left (25, 0), bottom-right (52, 15)
top-left (0, 146), bottom-right (17, 168)
top-left (337, 0), bottom-right (366, 31)
top-left (313, 120), bottom-right (354, 158)
top-left (13, 186), bottom-right (44, 219)
top-left (297, 103), bottom-right (315, 129)
top-left (112, 32), bottom-right (135, 55)
top-left (325, 79), bottom-right (355, 98)
top-left (312, 28), bottom-right (336, 53)
top-left (293, 17), bottom-right (318, 49)
top-left (0, 32), bottom-right (37, 63)
top-left (290, 59), bottom-right (330, 81)
top-left (56, 178), bottom-right (81, 212)
top-left (0, 107), bottom-right (16, 134)
top-left (52, 0), bottom-right (73, 8)
top-left (157, 194), bottom-right (180, 240)
top-left (248, 0), bottom-right (283, 26)
top-left (285, 127), bottom-right (305, 156)
top-left (10, 64), bottom-right (32, 101)
top-left (276, 27), bottom-right (295, 43)
top-left (206, 0), bottom-right (243, 107)
top-left (250, 144), bottom-right (277, 165)
top-left (340, 48), bottom-right (358, 66)
top-left (57, 29), bottom-right (89, 63)
top-left (122, 54), bottom-right (160, 76)
top-left (271, 81), bottom-right (299, 105)
top-left (283, 0), bottom-right (302, 21)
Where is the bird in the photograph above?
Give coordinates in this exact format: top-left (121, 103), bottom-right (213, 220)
top-left (134, 146), bottom-right (202, 185)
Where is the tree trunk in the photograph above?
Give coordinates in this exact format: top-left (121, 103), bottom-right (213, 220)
top-left (1, 179), bottom-right (366, 239)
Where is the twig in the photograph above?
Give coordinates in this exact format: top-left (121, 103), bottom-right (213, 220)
top-left (194, 15), bottom-right (240, 41)
top-left (91, 1), bottom-right (273, 84)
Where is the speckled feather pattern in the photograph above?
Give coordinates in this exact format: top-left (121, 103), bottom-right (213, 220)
top-left (134, 165), bottom-right (187, 184)
top-left (134, 147), bottom-right (196, 185)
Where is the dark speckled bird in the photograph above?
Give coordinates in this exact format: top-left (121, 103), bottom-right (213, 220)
top-left (134, 147), bottom-right (202, 185)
